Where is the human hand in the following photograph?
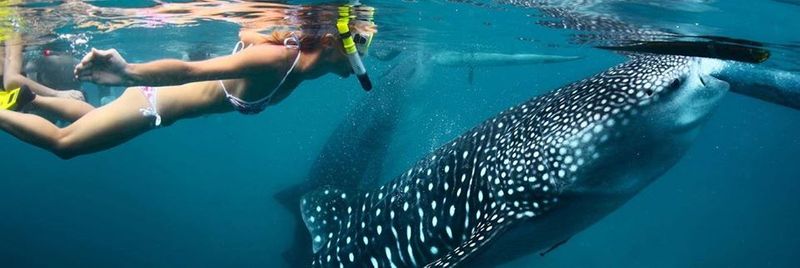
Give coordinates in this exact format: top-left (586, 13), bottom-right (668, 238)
top-left (74, 48), bottom-right (130, 86)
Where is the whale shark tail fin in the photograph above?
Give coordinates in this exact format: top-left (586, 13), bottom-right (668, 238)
top-left (300, 186), bottom-right (355, 254)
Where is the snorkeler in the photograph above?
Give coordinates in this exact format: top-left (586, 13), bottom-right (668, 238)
top-left (0, 29), bottom-right (93, 127)
top-left (0, 35), bottom-right (95, 120)
top-left (24, 41), bottom-right (87, 100)
top-left (0, 0), bottom-right (86, 103)
top-left (26, 41), bottom-right (120, 106)
top-left (0, 5), bottom-right (376, 159)
top-left (1, 34), bottom-right (87, 101)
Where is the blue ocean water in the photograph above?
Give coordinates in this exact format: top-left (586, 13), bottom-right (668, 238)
top-left (1, 0), bottom-right (799, 267)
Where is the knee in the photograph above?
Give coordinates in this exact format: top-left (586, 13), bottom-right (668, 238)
top-left (51, 132), bottom-right (79, 160)
top-left (54, 150), bottom-right (77, 160)
top-left (3, 74), bottom-right (24, 90)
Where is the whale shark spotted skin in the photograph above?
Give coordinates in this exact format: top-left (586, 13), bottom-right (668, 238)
top-left (301, 54), bottom-right (732, 267)
top-left (275, 50), bottom-right (422, 267)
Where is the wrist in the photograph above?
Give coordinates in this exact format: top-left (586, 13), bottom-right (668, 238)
top-left (123, 63), bottom-right (139, 86)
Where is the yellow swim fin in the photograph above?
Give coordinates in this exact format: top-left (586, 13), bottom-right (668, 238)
top-left (0, 88), bottom-right (21, 111)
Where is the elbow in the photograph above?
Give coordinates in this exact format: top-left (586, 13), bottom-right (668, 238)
top-left (165, 61), bottom-right (203, 85)
top-left (183, 63), bottom-right (203, 83)
top-left (133, 59), bottom-right (212, 86)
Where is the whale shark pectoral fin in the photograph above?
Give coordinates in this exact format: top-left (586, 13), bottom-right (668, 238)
top-left (539, 237), bottom-right (571, 256)
top-left (424, 213), bottom-right (514, 268)
top-left (274, 183), bottom-right (314, 265)
top-left (300, 187), bottom-right (352, 253)
top-left (275, 183), bottom-right (308, 214)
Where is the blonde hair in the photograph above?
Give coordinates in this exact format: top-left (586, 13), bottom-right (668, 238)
top-left (262, 31), bottom-right (320, 52)
top-left (259, 5), bottom-right (377, 52)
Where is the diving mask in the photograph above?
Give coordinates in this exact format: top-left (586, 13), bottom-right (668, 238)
top-left (353, 32), bottom-right (373, 56)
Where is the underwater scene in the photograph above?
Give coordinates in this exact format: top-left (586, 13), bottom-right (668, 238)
top-left (1, 0), bottom-right (799, 267)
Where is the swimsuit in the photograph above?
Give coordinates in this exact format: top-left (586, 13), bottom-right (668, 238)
top-left (221, 34), bottom-right (301, 114)
top-left (139, 86), bottom-right (161, 127)
top-left (137, 33), bottom-right (302, 126)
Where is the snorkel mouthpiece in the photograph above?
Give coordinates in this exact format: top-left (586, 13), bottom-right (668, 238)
top-left (342, 35), bottom-right (372, 90)
top-left (356, 72), bottom-right (372, 91)
top-left (337, 5), bottom-right (372, 91)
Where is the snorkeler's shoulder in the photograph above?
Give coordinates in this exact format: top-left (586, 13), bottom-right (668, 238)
top-left (238, 30), bottom-right (270, 45)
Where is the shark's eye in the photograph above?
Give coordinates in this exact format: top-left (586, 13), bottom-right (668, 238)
top-left (667, 78), bottom-right (682, 90)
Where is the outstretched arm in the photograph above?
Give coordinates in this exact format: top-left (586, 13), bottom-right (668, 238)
top-left (74, 44), bottom-right (284, 87)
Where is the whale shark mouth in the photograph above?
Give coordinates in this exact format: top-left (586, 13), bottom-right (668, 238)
top-left (695, 74), bottom-right (729, 106)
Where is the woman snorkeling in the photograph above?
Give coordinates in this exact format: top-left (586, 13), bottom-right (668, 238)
top-left (0, 5), bottom-right (376, 159)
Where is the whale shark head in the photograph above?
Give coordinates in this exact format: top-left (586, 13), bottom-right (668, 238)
top-left (632, 56), bottom-right (729, 134)
top-left (460, 55), bottom-right (732, 266)
top-left (546, 55), bottom-right (730, 197)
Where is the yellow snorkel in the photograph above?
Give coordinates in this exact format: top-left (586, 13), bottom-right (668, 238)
top-left (337, 4), bottom-right (373, 91)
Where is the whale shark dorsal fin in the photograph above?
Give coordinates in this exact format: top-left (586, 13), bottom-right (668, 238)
top-left (425, 212), bottom-right (515, 268)
top-left (300, 187), bottom-right (351, 253)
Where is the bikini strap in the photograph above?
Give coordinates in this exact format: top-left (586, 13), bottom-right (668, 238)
top-left (265, 33), bottom-right (302, 100)
top-left (220, 33), bottom-right (302, 104)
top-left (139, 86), bottom-right (162, 127)
top-left (274, 49), bottom-right (301, 92)
top-left (231, 40), bottom-right (249, 55)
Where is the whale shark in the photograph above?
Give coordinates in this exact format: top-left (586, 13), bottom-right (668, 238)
top-left (429, 52), bottom-right (582, 67)
top-left (275, 51), bottom-right (421, 267)
top-left (371, 47), bottom-right (582, 84)
top-left (429, 51), bottom-right (582, 84)
top-left (276, 45), bottom-right (585, 267)
top-left (371, 48), bottom-right (582, 67)
top-left (297, 54), bottom-right (793, 267)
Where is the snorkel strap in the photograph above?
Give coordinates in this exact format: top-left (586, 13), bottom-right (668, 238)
top-left (337, 5), bottom-right (372, 91)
